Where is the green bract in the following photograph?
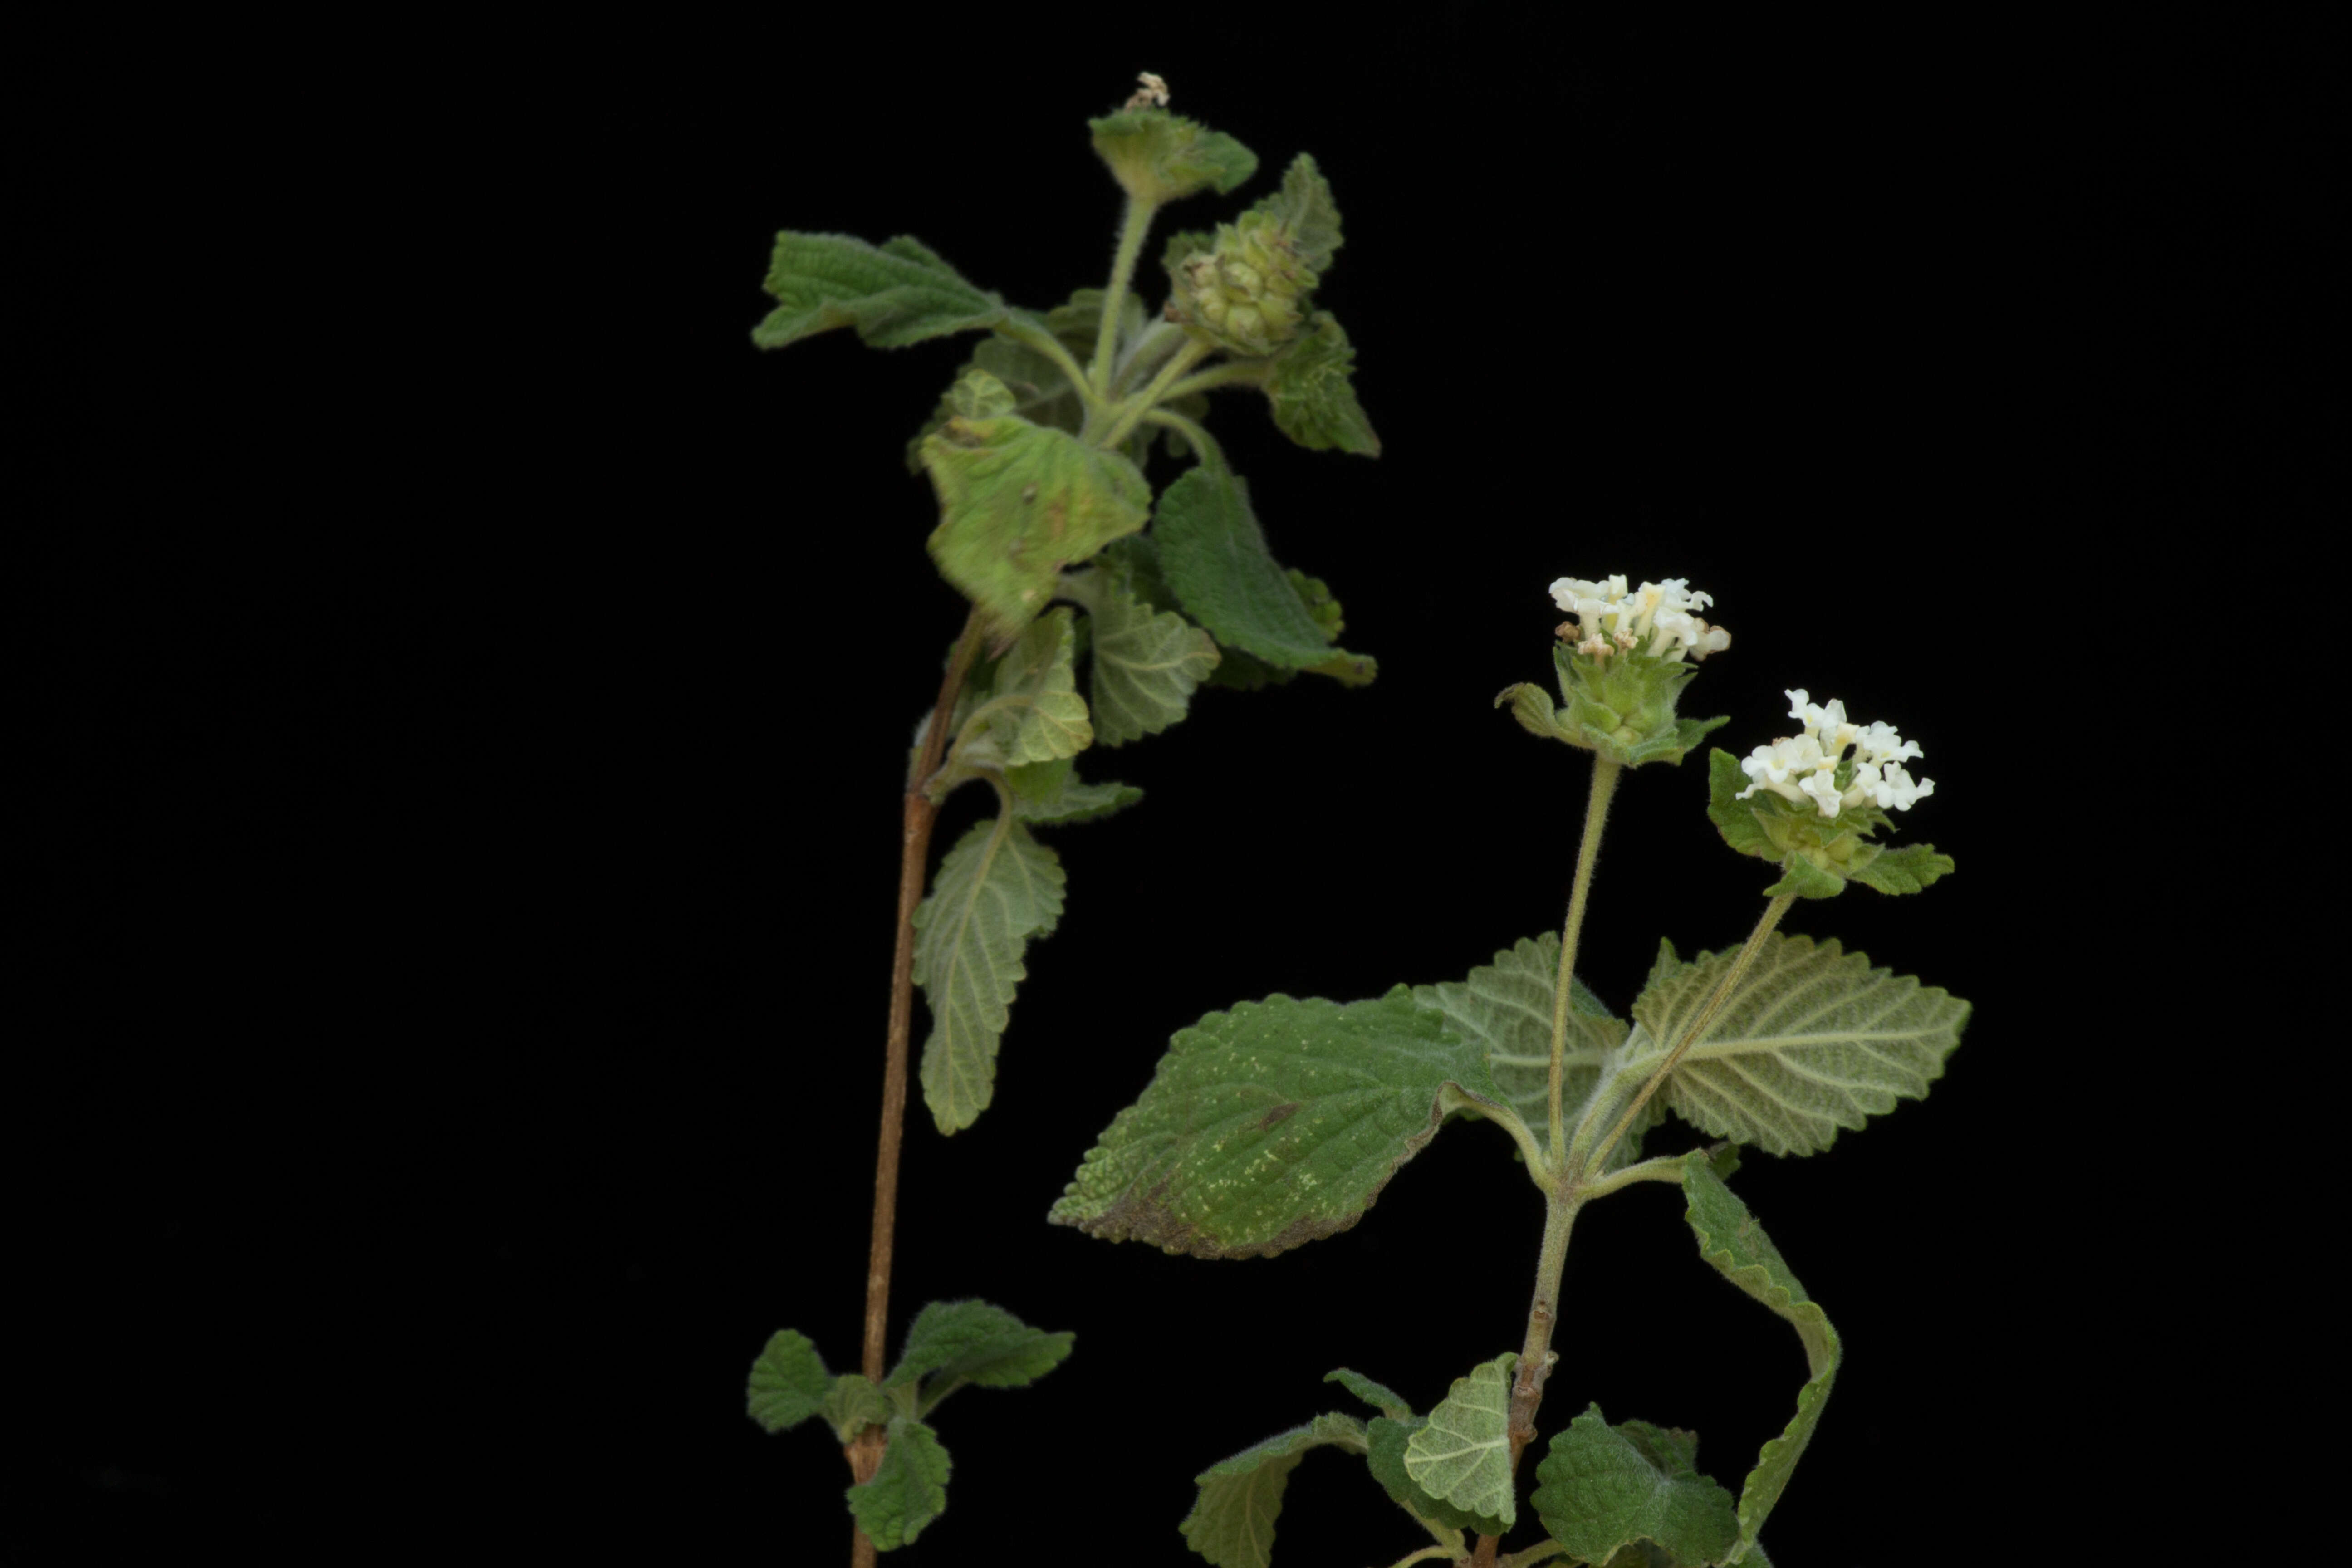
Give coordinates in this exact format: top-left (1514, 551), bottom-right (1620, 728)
top-left (1499, 642), bottom-right (1730, 769)
top-left (1089, 107), bottom-right (1259, 205)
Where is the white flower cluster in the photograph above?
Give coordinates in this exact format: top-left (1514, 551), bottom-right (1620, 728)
top-left (1548, 575), bottom-right (1731, 662)
top-left (1738, 690), bottom-right (1936, 818)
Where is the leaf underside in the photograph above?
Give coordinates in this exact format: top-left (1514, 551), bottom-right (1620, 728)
top-left (1179, 1413), bottom-right (1365, 1568)
top-left (1403, 1353), bottom-right (1519, 1532)
top-left (913, 815), bottom-right (1065, 1133)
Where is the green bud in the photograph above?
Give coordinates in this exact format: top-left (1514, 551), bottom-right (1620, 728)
top-left (1169, 209), bottom-right (1318, 357)
top-left (1089, 107), bottom-right (1258, 206)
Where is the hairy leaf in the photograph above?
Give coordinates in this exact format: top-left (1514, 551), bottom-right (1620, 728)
top-left (981, 607), bottom-right (1093, 764)
top-left (1264, 312), bottom-right (1379, 456)
top-left (1404, 1353), bottom-right (1518, 1532)
top-left (822, 1373), bottom-right (893, 1444)
top-left (745, 1328), bottom-right (831, 1434)
top-left (755, 233), bottom-right (1004, 350)
top-left (1090, 108), bottom-right (1259, 205)
top-left (1684, 1161), bottom-right (1840, 1557)
top-left (846, 1416), bottom-right (951, 1551)
top-left (1324, 1367), bottom-right (1414, 1420)
top-left (1153, 467), bottom-right (1374, 682)
top-left (1009, 769), bottom-right (1144, 825)
top-left (1061, 559), bottom-right (1221, 746)
top-left (1850, 842), bottom-right (1957, 895)
top-left (913, 816), bottom-right (1066, 1132)
top-left (1248, 154), bottom-right (1343, 272)
top-left (1413, 933), bottom-right (1629, 1163)
top-left (1367, 1416), bottom-right (1508, 1538)
top-left (920, 414), bottom-right (1149, 634)
top-left (1625, 935), bottom-right (1967, 1156)
top-left (1180, 1414), bottom-right (1365, 1568)
top-left (1531, 1406), bottom-right (1740, 1566)
top-left (886, 1300), bottom-right (1073, 1406)
top-left (1050, 989), bottom-right (1509, 1257)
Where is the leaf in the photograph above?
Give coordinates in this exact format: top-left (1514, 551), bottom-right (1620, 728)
top-left (1323, 1367), bottom-right (1414, 1420)
top-left (1530, 1406), bottom-right (1741, 1566)
top-left (1049, 988), bottom-right (1510, 1257)
top-left (1090, 108), bottom-right (1259, 205)
top-left (1367, 1416), bottom-right (1508, 1538)
top-left (1060, 558), bottom-right (1221, 746)
top-left (822, 1373), bottom-right (893, 1444)
top-left (1178, 1414), bottom-right (1365, 1568)
top-left (1404, 1353), bottom-right (1519, 1532)
top-left (1009, 769), bottom-right (1145, 826)
top-left (920, 415), bottom-right (1150, 635)
top-left (1153, 467), bottom-right (1374, 682)
top-left (1849, 842), bottom-right (1956, 895)
top-left (1264, 312), bottom-right (1380, 456)
top-left (981, 607), bottom-right (1093, 764)
top-left (745, 1328), bottom-right (832, 1434)
top-left (1413, 934), bottom-right (1628, 1164)
top-left (1625, 934), bottom-right (1969, 1157)
top-left (754, 232), bottom-right (1004, 350)
top-left (1761, 852), bottom-right (1844, 901)
top-left (845, 1416), bottom-right (951, 1551)
top-left (886, 1300), bottom-right (1073, 1405)
top-left (1683, 1161), bottom-right (1841, 1557)
top-left (1248, 154), bottom-right (1343, 272)
top-left (913, 815), bottom-right (1067, 1133)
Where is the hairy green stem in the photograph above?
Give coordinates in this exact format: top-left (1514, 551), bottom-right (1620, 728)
top-left (1548, 758), bottom-right (1622, 1160)
top-left (995, 316), bottom-right (1103, 416)
top-left (1583, 892), bottom-right (1797, 1180)
top-left (1095, 339), bottom-right (1212, 452)
top-left (1379, 1548), bottom-right (1461, 1568)
top-left (1140, 407), bottom-right (1223, 471)
top-left (1112, 319), bottom-right (1183, 395)
top-left (1158, 357), bottom-right (1271, 404)
top-left (1090, 196), bottom-right (1160, 402)
top-left (1497, 1541), bottom-right (1571, 1568)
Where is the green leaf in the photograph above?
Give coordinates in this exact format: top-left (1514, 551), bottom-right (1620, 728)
top-left (1849, 842), bottom-right (1956, 895)
top-left (1404, 1353), bottom-right (1519, 1532)
top-left (1530, 1406), bottom-right (1741, 1566)
top-left (846, 1416), bottom-right (951, 1551)
top-left (1060, 558), bottom-right (1221, 746)
top-left (980, 607), bottom-right (1093, 764)
top-left (913, 815), bottom-right (1067, 1133)
top-left (1323, 1367), bottom-right (1414, 1420)
top-left (1625, 935), bottom-right (1968, 1157)
top-left (1760, 851), bottom-right (1844, 901)
top-left (746, 1328), bottom-right (832, 1434)
top-left (1413, 933), bottom-right (1629, 1164)
top-left (886, 1300), bottom-right (1074, 1406)
top-left (1367, 1415), bottom-right (1506, 1538)
top-left (1009, 769), bottom-right (1145, 825)
top-left (754, 232), bottom-right (1004, 350)
top-left (1090, 108), bottom-right (1259, 205)
top-left (1683, 1162), bottom-right (1841, 1556)
top-left (1249, 154), bottom-right (1343, 273)
top-left (822, 1373), bottom-right (893, 1444)
top-left (920, 415), bottom-right (1150, 635)
top-left (1179, 1413), bottom-right (1364, 1568)
top-left (1264, 312), bottom-right (1380, 456)
top-left (1049, 988), bottom-right (1509, 1257)
top-left (1153, 467), bottom-right (1374, 682)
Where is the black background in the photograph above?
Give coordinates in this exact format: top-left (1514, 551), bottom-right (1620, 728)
top-left (8, 13), bottom-right (2339, 1559)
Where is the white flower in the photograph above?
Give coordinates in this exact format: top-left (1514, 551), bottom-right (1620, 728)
top-left (1548, 574), bottom-right (1729, 662)
top-left (1738, 691), bottom-right (1936, 818)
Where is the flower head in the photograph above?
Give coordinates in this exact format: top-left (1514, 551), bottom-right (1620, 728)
top-left (1737, 689), bottom-right (1936, 819)
top-left (1548, 575), bottom-right (1730, 662)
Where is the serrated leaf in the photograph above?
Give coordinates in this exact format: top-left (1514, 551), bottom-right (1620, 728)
top-left (1090, 108), bottom-right (1259, 205)
top-left (886, 1299), bottom-right (1074, 1406)
top-left (1404, 1353), bottom-right (1518, 1532)
top-left (1061, 559), bottom-right (1221, 746)
top-left (846, 1416), bottom-right (951, 1551)
top-left (1684, 1162), bottom-right (1841, 1557)
top-left (1179, 1414), bottom-right (1364, 1568)
top-left (913, 815), bottom-right (1067, 1133)
top-left (1761, 851), bottom-right (1845, 901)
top-left (920, 416), bottom-right (1149, 635)
top-left (980, 607), bottom-right (1093, 764)
top-left (1264, 312), bottom-right (1379, 456)
top-left (746, 1328), bottom-right (831, 1433)
top-left (1009, 769), bottom-right (1145, 825)
top-left (1413, 933), bottom-right (1628, 1164)
top-left (1153, 466), bottom-right (1374, 681)
top-left (1248, 154), bottom-right (1343, 272)
top-left (1531, 1406), bottom-right (1741, 1566)
top-left (1323, 1368), bottom-right (1413, 1420)
top-left (1050, 988), bottom-right (1507, 1257)
top-left (1368, 1416), bottom-right (1509, 1538)
top-left (755, 232), bottom-right (1004, 350)
top-left (823, 1373), bottom-right (893, 1444)
top-left (1849, 842), bottom-right (1956, 895)
top-left (1624, 934), bottom-right (1968, 1157)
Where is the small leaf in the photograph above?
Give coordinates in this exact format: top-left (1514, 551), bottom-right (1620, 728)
top-left (1248, 154), bottom-right (1343, 273)
top-left (846, 1416), bottom-right (951, 1551)
top-left (754, 232), bottom-right (1004, 350)
top-left (1153, 466), bottom-right (1374, 681)
top-left (1849, 842), bottom-right (1956, 895)
top-left (1530, 1405), bottom-right (1741, 1566)
top-left (1705, 749), bottom-right (1779, 861)
top-left (981, 607), bottom-right (1093, 764)
top-left (1367, 1416), bottom-right (1508, 1538)
top-left (1761, 851), bottom-right (1844, 901)
top-left (746, 1328), bottom-right (831, 1434)
top-left (1323, 1367), bottom-right (1414, 1420)
top-left (920, 415), bottom-right (1150, 635)
top-left (1264, 312), bottom-right (1380, 456)
top-left (1683, 1161), bottom-right (1841, 1556)
top-left (1089, 108), bottom-right (1259, 205)
top-left (886, 1300), bottom-right (1073, 1401)
top-left (913, 815), bottom-right (1067, 1133)
top-left (1625, 934), bottom-right (1968, 1157)
top-left (822, 1373), bottom-right (893, 1444)
top-left (1060, 558), bottom-right (1221, 746)
top-left (1009, 769), bottom-right (1145, 826)
top-left (1050, 989), bottom-right (1508, 1257)
top-left (1179, 1414), bottom-right (1365, 1568)
top-left (1404, 1353), bottom-right (1518, 1532)
top-left (1413, 933), bottom-right (1627, 1164)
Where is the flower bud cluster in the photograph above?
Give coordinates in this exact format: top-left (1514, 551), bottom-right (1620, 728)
top-left (1548, 576), bottom-right (1731, 663)
top-left (1737, 690), bottom-right (1936, 819)
top-left (1173, 210), bottom-right (1315, 356)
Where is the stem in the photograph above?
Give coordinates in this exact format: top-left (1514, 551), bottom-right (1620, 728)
top-left (1090, 196), bottom-right (1160, 402)
top-left (1095, 339), bottom-right (1211, 452)
top-left (1475, 1189), bottom-right (1583, 1568)
top-left (1158, 357), bottom-right (1272, 404)
top-left (1377, 1549), bottom-right (1461, 1568)
top-left (1141, 407), bottom-right (1224, 472)
top-left (995, 316), bottom-right (1104, 417)
top-left (1112, 319), bottom-right (1183, 395)
top-left (1582, 892), bottom-right (1797, 1180)
top-left (1547, 759), bottom-right (1622, 1158)
top-left (848, 607), bottom-right (989, 1568)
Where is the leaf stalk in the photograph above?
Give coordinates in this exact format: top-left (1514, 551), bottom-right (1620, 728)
top-left (1095, 338), bottom-right (1213, 452)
